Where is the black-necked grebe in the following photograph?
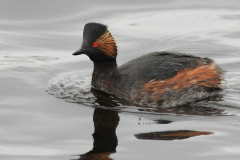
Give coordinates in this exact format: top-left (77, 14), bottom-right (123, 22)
top-left (73, 22), bottom-right (224, 107)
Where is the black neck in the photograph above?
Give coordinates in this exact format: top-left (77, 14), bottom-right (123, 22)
top-left (93, 60), bottom-right (118, 74)
top-left (92, 60), bottom-right (120, 89)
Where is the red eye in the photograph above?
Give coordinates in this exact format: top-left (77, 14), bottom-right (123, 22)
top-left (93, 42), bottom-right (98, 47)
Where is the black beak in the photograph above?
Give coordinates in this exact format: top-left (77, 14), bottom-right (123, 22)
top-left (72, 48), bottom-right (88, 56)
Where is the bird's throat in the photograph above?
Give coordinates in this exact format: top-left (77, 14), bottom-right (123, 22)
top-left (91, 60), bottom-right (120, 91)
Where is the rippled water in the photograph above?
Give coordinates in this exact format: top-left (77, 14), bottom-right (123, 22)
top-left (1, 0), bottom-right (240, 160)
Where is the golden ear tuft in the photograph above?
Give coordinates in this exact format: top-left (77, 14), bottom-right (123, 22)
top-left (96, 30), bottom-right (117, 59)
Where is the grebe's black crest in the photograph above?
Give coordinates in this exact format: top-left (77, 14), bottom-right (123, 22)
top-left (73, 22), bottom-right (117, 61)
top-left (83, 23), bottom-right (108, 44)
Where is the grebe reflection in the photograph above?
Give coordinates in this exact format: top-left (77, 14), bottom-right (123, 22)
top-left (78, 108), bottom-right (119, 160)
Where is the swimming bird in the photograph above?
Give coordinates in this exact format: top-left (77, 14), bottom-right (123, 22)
top-left (73, 22), bottom-right (224, 107)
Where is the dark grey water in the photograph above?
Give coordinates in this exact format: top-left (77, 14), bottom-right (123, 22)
top-left (1, 0), bottom-right (240, 159)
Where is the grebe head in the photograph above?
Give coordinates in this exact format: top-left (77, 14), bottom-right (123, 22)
top-left (72, 22), bottom-right (117, 62)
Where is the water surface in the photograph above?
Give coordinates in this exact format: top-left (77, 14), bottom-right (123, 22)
top-left (1, 0), bottom-right (240, 160)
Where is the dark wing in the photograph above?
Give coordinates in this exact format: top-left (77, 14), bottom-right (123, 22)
top-left (119, 51), bottom-right (212, 87)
